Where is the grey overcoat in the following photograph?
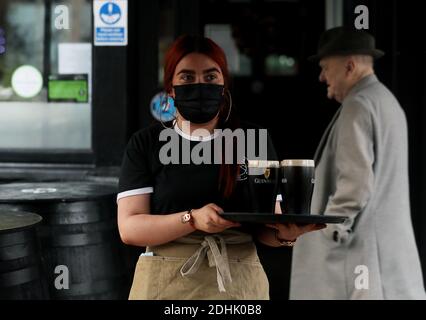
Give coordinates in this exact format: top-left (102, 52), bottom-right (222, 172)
top-left (290, 74), bottom-right (426, 299)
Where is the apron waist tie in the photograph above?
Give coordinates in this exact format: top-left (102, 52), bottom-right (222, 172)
top-left (176, 233), bottom-right (252, 293)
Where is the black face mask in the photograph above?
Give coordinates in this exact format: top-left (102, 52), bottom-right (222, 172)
top-left (173, 83), bottom-right (224, 124)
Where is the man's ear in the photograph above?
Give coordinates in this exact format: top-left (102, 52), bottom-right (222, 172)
top-left (346, 58), bottom-right (355, 75)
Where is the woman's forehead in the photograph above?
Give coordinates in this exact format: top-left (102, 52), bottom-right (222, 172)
top-left (175, 53), bottom-right (222, 73)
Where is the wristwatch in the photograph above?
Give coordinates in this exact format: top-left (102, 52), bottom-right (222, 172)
top-left (275, 229), bottom-right (296, 247)
top-left (181, 209), bottom-right (195, 227)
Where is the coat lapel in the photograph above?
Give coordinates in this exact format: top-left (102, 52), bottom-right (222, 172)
top-left (314, 106), bottom-right (342, 163)
top-left (314, 74), bottom-right (378, 164)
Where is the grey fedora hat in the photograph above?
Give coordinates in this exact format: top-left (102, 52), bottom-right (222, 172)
top-left (308, 26), bottom-right (385, 61)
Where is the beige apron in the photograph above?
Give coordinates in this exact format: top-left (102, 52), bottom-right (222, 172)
top-left (128, 229), bottom-right (269, 300)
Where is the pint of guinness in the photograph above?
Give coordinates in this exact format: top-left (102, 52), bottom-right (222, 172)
top-left (280, 159), bottom-right (315, 214)
top-left (248, 160), bottom-right (280, 213)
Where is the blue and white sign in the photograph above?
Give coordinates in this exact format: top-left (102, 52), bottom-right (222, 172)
top-left (150, 92), bottom-right (177, 123)
top-left (94, 0), bottom-right (127, 46)
top-left (100, 2), bottom-right (121, 25)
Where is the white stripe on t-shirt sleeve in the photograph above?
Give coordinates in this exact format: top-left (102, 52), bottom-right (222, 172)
top-left (116, 187), bottom-right (154, 202)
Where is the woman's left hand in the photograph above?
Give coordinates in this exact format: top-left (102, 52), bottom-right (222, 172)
top-left (266, 223), bottom-right (326, 241)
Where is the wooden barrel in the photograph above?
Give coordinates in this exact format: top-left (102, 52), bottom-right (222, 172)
top-left (0, 210), bottom-right (48, 300)
top-left (0, 182), bottom-right (131, 300)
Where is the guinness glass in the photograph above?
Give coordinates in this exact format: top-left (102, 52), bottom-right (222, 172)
top-left (280, 159), bottom-right (315, 214)
top-left (248, 160), bottom-right (280, 213)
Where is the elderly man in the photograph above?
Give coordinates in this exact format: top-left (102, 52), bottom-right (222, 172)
top-left (290, 27), bottom-right (426, 299)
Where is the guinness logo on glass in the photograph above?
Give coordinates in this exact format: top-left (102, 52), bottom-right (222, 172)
top-left (264, 168), bottom-right (270, 179)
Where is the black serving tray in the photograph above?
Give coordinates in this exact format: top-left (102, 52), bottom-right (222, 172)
top-left (221, 212), bottom-right (348, 224)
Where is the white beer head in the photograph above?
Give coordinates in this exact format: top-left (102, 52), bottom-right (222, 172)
top-left (248, 160), bottom-right (280, 168)
top-left (280, 159), bottom-right (315, 167)
top-left (248, 160), bottom-right (280, 176)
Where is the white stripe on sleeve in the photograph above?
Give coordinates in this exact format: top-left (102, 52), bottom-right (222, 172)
top-left (116, 187), bottom-right (154, 202)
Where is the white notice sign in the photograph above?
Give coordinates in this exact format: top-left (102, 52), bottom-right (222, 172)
top-left (58, 43), bottom-right (92, 101)
top-left (94, 0), bottom-right (128, 46)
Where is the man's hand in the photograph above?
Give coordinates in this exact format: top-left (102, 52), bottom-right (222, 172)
top-left (266, 222), bottom-right (326, 241)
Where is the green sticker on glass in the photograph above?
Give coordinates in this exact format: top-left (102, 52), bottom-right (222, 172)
top-left (48, 74), bottom-right (88, 103)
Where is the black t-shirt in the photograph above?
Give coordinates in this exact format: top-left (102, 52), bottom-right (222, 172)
top-left (118, 121), bottom-right (278, 215)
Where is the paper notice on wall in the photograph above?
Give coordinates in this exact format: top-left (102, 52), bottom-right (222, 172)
top-left (94, 0), bottom-right (128, 46)
top-left (58, 43), bottom-right (92, 101)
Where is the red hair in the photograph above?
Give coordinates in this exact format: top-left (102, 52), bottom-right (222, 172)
top-left (164, 35), bottom-right (230, 93)
top-left (163, 35), bottom-right (239, 199)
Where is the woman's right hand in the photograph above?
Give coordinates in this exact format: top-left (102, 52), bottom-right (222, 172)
top-left (191, 203), bottom-right (240, 233)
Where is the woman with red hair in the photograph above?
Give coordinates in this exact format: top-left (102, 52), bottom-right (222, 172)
top-left (117, 35), bottom-right (323, 299)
